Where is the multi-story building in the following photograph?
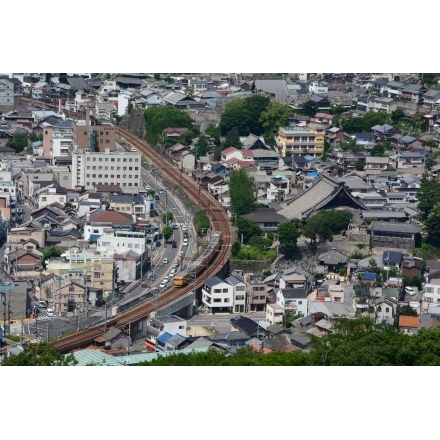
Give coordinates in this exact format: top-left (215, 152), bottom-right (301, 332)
top-left (72, 119), bottom-right (116, 153)
top-left (42, 119), bottom-right (75, 161)
top-left (277, 123), bottom-right (325, 157)
top-left (72, 148), bottom-right (142, 193)
top-left (243, 272), bottom-right (268, 312)
top-left (0, 78), bottom-right (14, 106)
top-left (202, 276), bottom-right (234, 314)
top-left (108, 194), bottom-right (150, 218)
top-left (47, 249), bottom-right (115, 299)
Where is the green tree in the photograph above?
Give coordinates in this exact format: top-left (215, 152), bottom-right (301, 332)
top-left (195, 135), bottom-right (209, 159)
top-left (371, 143), bottom-right (385, 157)
top-left (258, 101), bottom-right (294, 147)
top-left (355, 159), bottom-right (366, 171)
top-left (391, 108), bottom-right (405, 124)
top-left (231, 241), bottom-right (241, 257)
top-left (222, 127), bottom-right (242, 149)
top-left (298, 100), bottom-right (319, 117)
top-left (42, 247), bottom-right (62, 267)
top-left (219, 94), bottom-right (270, 136)
top-left (278, 221), bottom-right (300, 256)
top-left (236, 217), bottom-right (261, 244)
top-left (193, 210), bottom-right (210, 237)
top-left (162, 225), bottom-right (174, 242)
top-left (425, 202), bottom-right (440, 246)
top-left (416, 176), bottom-right (440, 219)
top-left (248, 235), bottom-right (272, 250)
top-left (229, 169), bottom-right (256, 216)
top-left (6, 132), bottom-right (28, 153)
top-left (161, 211), bottom-right (174, 224)
top-left (1, 341), bottom-right (77, 366)
top-left (144, 106), bottom-right (194, 146)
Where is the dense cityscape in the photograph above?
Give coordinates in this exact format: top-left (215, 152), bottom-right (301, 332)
top-left (1, 72), bottom-right (440, 366)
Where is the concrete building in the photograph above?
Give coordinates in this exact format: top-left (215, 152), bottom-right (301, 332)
top-left (277, 123), bottom-right (325, 157)
top-left (0, 78), bottom-right (14, 107)
top-left (71, 148), bottom-right (142, 194)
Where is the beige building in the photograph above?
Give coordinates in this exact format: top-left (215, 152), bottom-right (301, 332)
top-left (277, 123), bottom-right (325, 157)
top-left (72, 148), bottom-right (142, 194)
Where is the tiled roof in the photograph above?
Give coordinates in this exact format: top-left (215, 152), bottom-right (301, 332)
top-left (398, 315), bottom-right (419, 328)
top-left (242, 208), bottom-right (287, 223)
top-left (319, 249), bottom-right (349, 265)
top-left (367, 221), bottom-right (421, 234)
top-left (89, 210), bottom-right (134, 224)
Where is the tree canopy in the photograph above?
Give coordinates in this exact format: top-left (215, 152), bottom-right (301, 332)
top-left (144, 106), bottom-right (194, 146)
top-left (424, 202), bottom-right (440, 246)
top-left (6, 132), bottom-right (29, 153)
top-left (219, 94), bottom-right (270, 136)
top-left (193, 210), bottom-right (210, 237)
top-left (258, 101), bottom-right (294, 147)
top-left (236, 217), bottom-right (261, 244)
top-left (229, 169), bottom-right (256, 216)
top-left (303, 210), bottom-right (353, 243)
top-left (277, 221), bottom-right (300, 256)
top-left (1, 341), bottom-right (77, 366)
top-left (416, 176), bottom-right (440, 219)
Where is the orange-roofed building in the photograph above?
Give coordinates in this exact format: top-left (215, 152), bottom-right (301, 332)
top-left (398, 315), bottom-right (420, 335)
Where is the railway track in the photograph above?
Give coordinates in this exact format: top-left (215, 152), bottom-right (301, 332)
top-left (45, 123), bottom-right (233, 352)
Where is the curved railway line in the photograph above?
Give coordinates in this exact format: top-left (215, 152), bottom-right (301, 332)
top-left (44, 122), bottom-right (233, 352)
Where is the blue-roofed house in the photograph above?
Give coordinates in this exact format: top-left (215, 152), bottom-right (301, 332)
top-left (362, 272), bottom-right (377, 287)
top-left (155, 332), bottom-right (173, 351)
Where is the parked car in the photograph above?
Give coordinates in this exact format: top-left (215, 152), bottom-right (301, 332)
top-left (35, 300), bottom-right (47, 309)
top-left (405, 286), bottom-right (416, 296)
top-left (183, 231), bottom-right (189, 239)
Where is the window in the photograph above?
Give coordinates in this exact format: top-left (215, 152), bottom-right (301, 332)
top-left (224, 298), bottom-right (230, 303)
top-left (213, 298), bottom-right (221, 303)
top-left (236, 285), bottom-right (245, 291)
top-left (222, 288), bottom-right (228, 293)
top-left (213, 288), bottom-right (221, 293)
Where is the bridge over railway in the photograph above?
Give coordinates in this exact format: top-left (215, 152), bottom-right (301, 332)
top-left (46, 125), bottom-right (234, 353)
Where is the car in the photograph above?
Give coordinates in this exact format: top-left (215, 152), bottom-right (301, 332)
top-left (183, 231), bottom-right (189, 239)
top-left (35, 300), bottom-right (47, 309)
top-left (182, 238), bottom-right (188, 246)
top-left (405, 286), bottom-right (416, 296)
top-left (182, 224), bottom-right (187, 231)
top-left (171, 240), bottom-right (177, 248)
top-left (163, 257), bottom-right (169, 264)
top-left (145, 186), bottom-right (151, 191)
top-left (46, 308), bottom-right (55, 318)
top-left (159, 189), bottom-right (164, 194)
top-left (172, 262), bottom-right (179, 269)
top-left (148, 273), bottom-right (157, 280)
top-left (169, 269), bottom-right (176, 277)
top-left (159, 278), bottom-right (169, 288)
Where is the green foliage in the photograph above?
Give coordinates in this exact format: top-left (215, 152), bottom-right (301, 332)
top-left (303, 210), bottom-right (353, 243)
top-left (6, 132), bottom-right (29, 153)
top-left (193, 210), bottom-right (210, 237)
top-left (421, 73), bottom-right (440, 87)
top-left (236, 217), bottom-right (261, 244)
top-left (248, 235), bottom-right (272, 250)
top-left (355, 158), bottom-right (366, 171)
top-left (340, 112), bottom-right (388, 133)
top-left (223, 127), bottom-right (242, 149)
top-left (219, 95), bottom-right (270, 136)
top-left (298, 100), bottom-right (319, 117)
top-left (398, 305), bottom-right (418, 317)
top-left (231, 241), bottom-right (241, 257)
top-left (162, 225), bottom-right (174, 242)
top-left (144, 106), bottom-right (194, 146)
top-left (205, 125), bottom-right (221, 143)
top-left (229, 169), bottom-right (256, 216)
top-left (370, 143), bottom-right (385, 157)
top-left (391, 108), bottom-right (405, 124)
top-left (233, 247), bottom-right (276, 261)
top-left (424, 202), bottom-right (440, 246)
top-left (161, 211), bottom-right (174, 224)
top-left (278, 221), bottom-right (300, 256)
top-left (1, 342), bottom-right (78, 366)
top-left (195, 136), bottom-right (210, 159)
top-left (42, 247), bottom-right (62, 267)
top-left (258, 101), bottom-right (294, 147)
top-left (416, 176), bottom-right (440, 219)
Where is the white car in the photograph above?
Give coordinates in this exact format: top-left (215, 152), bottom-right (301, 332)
top-left (182, 238), bottom-right (188, 246)
top-left (46, 308), bottom-right (55, 317)
top-left (405, 286), bottom-right (416, 296)
top-left (131, 147), bottom-right (137, 152)
top-left (159, 278), bottom-right (169, 288)
top-left (182, 224), bottom-right (187, 231)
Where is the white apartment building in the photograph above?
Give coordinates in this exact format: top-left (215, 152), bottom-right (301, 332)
top-left (202, 276), bottom-right (234, 314)
top-left (50, 119), bottom-right (75, 159)
top-left (422, 281), bottom-right (440, 313)
top-left (72, 148), bottom-right (142, 194)
top-left (97, 228), bottom-right (147, 256)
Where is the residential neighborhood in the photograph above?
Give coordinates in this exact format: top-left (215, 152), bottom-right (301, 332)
top-left (2, 72), bottom-right (440, 367)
